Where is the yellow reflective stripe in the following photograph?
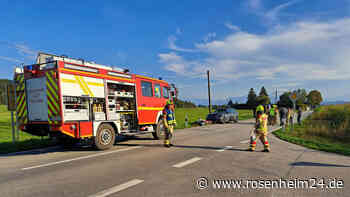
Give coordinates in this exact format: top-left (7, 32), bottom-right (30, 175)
top-left (138, 107), bottom-right (163, 111)
top-left (74, 76), bottom-right (90, 96)
top-left (81, 134), bottom-right (92, 138)
top-left (61, 68), bottom-right (135, 82)
top-left (48, 102), bottom-right (57, 115)
top-left (46, 82), bottom-right (59, 100)
top-left (61, 78), bottom-right (77, 84)
top-left (17, 94), bottom-right (25, 106)
top-left (46, 72), bottom-right (58, 90)
top-left (47, 90), bottom-right (59, 110)
top-left (62, 78), bottom-right (103, 87)
top-left (17, 75), bottom-right (24, 83)
top-left (16, 83), bottom-right (24, 91)
top-left (16, 94), bottom-right (22, 103)
top-left (79, 76), bottom-right (94, 97)
top-left (138, 122), bottom-right (156, 125)
top-left (18, 105), bottom-right (25, 117)
top-left (61, 129), bottom-right (75, 138)
top-left (87, 82), bottom-right (104, 87)
top-left (135, 75), bottom-right (165, 83)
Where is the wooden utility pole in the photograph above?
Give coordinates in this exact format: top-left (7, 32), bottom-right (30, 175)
top-left (207, 70), bottom-right (212, 113)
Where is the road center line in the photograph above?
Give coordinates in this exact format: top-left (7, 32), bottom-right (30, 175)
top-left (216, 146), bottom-right (233, 152)
top-left (88, 179), bottom-right (144, 197)
top-left (173, 157), bottom-right (202, 168)
top-left (21, 146), bottom-right (142, 171)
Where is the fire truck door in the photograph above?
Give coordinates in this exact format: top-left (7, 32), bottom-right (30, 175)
top-left (27, 77), bottom-right (48, 122)
top-left (137, 80), bottom-right (160, 124)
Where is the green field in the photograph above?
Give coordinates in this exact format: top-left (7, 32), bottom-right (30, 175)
top-left (0, 105), bottom-right (53, 154)
top-left (273, 105), bottom-right (350, 156)
top-left (0, 106), bottom-right (254, 154)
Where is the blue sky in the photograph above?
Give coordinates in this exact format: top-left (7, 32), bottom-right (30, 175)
top-left (1, 0), bottom-right (350, 104)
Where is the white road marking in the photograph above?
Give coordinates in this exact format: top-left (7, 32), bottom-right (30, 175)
top-left (173, 157), bottom-right (202, 168)
top-left (22, 146), bottom-right (142, 171)
top-left (240, 140), bottom-right (250, 144)
top-left (216, 146), bottom-right (233, 152)
top-left (88, 179), bottom-right (144, 197)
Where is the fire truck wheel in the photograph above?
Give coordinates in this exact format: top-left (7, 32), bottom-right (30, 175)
top-left (152, 120), bottom-right (166, 140)
top-left (94, 124), bottom-right (116, 150)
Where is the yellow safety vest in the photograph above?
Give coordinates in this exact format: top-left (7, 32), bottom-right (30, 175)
top-left (257, 114), bottom-right (268, 133)
top-left (257, 105), bottom-right (264, 112)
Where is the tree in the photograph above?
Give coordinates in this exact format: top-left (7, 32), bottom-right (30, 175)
top-left (246, 88), bottom-right (257, 108)
top-left (256, 86), bottom-right (270, 105)
top-left (256, 95), bottom-right (270, 105)
top-left (307, 90), bottom-right (323, 108)
top-left (227, 99), bottom-right (234, 107)
top-left (296, 89), bottom-right (307, 105)
top-left (279, 92), bottom-right (293, 108)
top-left (175, 98), bottom-right (196, 108)
top-left (259, 86), bottom-right (268, 97)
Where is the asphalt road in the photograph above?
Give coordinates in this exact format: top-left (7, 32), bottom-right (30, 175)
top-left (0, 111), bottom-right (349, 197)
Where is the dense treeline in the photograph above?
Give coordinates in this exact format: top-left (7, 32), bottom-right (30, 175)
top-left (175, 99), bottom-right (196, 108)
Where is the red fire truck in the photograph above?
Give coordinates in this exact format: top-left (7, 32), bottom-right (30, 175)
top-left (14, 53), bottom-right (176, 150)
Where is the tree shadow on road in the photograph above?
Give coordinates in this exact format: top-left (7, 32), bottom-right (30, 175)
top-left (290, 161), bottom-right (350, 168)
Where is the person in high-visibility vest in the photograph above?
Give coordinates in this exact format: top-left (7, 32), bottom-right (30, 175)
top-left (248, 110), bottom-right (270, 152)
top-left (256, 104), bottom-right (264, 122)
top-left (163, 100), bottom-right (176, 148)
top-left (268, 105), bottom-right (277, 126)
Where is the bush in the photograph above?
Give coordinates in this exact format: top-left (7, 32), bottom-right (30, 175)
top-left (303, 104), bottom-right (350, 142)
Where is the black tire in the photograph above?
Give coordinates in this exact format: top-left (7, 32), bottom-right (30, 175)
top-left (94, 123), bottom-right (116, 150)
top-left (152, 120), bottom-right (166, 140)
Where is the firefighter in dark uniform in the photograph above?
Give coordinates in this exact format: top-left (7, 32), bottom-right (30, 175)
top-left (163, 100), bottom-right (176, 148)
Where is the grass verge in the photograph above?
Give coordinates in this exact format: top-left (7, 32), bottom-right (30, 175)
top-left (273, 124), bottom-right (350, 156)
top-left (0, 105), bottom-right (54, 154)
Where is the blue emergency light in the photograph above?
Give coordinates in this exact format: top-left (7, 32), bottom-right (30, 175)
top-left (25, 65), bottom-right (33, 70)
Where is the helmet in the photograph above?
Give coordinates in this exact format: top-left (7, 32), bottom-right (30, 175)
top-left (166, 100), bottom-right (173, 105)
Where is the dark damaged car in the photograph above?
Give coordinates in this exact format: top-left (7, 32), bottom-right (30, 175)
top-left (206, 108), bottom-right (239, 124)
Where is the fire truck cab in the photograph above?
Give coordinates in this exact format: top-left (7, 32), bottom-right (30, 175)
top-left (15, 53), bottom-right (176, 150)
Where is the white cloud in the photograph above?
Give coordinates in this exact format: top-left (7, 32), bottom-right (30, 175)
top-left (0, 56), bottom-right (22, 63)
top-left (265, 0), bottom-right (300, 22)
top-left (160, 18), bottom-right (350, 84)
top-left (168, 35), bottom-right (198, 53)
top-left (0, 41), bottom-right (37, 60)
top-left (224, 23), bottom-right (241, 31)
top-left (246, 0), bottom-right (301, 25)
top-left (203, 32), bottom-right (216, 42)
top-left (13, 44), bottom-right (37, 60)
